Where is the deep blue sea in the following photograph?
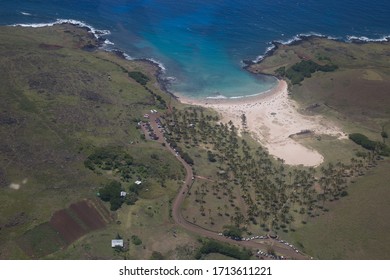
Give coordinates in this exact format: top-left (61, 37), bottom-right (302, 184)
top-left (1, 0), bottom-right (390, 98)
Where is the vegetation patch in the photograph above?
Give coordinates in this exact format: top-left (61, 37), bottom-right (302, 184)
top-left (128, 71), bottom-right (150, 86)
top-left (84, 147), bottom-right (133, 173)
top-left (98, 180), bottom-right (127, 211)
top-left (222, 225), bottom-right (243, 239)
top-left (131, 235), bottom-right (142, 245)
top-left (195, 239), bottom-right (252, 260)
top-left (150, 251), bottom-right (164, 259)
top-left (349, 133), bottom-right (390, 156)
top-left (275, 60), bottom-right (338, 85)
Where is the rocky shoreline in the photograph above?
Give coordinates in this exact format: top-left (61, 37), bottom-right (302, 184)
top-left (68, 23), bottom-right (179, 100)
top-left (242, 33), bottom-right (390, 70)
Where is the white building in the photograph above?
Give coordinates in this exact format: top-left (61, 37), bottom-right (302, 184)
top-left (111, 239), bottom-right (124, 248)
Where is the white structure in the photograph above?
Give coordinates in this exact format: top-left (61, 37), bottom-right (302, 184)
top-left (111, 239), bottom-right (124, 248)
top-left (120, 191), bottom-right (127, 197)
top-left (135, 180), bottom-right (142, 185)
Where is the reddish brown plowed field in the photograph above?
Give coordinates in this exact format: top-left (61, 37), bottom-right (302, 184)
top-left (87, 199), bottom-right (115, 224)
top-left (70, 201), bottom-right (106, 230)
top-left (50, 209), bottom-right (87, 244)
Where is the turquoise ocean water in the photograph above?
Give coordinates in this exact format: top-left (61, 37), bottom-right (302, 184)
top-left (1, 0), bottom-right (389, 98)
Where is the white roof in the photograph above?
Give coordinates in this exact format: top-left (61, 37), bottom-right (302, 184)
top-left (120, 191), bottom-right (127, 197)
top-left (111, 239), bottom-right (124, 247)
top-left (135, 180), bottom-right (142, 185)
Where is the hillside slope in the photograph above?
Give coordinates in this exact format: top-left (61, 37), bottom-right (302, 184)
top-left (0, 24), bottom-right (184, 259)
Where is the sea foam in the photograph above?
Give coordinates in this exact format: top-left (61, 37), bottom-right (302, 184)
top-left (10, 19), bottom-right (111, 39)
top-left (346, 35), bottom-right (390, 42)
top-left (145, 58), bottom-right (167, 72)
top-left (10, 19), bottom-right (169, 74)
top-left (206, 95), bottom-right (228, 100)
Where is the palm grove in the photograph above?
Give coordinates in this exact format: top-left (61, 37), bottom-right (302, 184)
top-left (162, 107), bottom-right (380, 237)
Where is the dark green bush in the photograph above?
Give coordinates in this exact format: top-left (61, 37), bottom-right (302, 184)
top-left (98, 180), bottom-right (124, 211)
top-left (131, 235), bottom-right (142, 245)
top-left (195, 239), bottom-right (251, 260)
top-left (207, 151), bottom-right (217, 162)
top-left (222, 225), bottom-right (242, 239)
top-left (284, 60), bottom-right (338, 85)
top-left (128, 71), bottom-right (150, 85)
top-left (349, 133), bottom-right (390, 156)
top-left (182, 152), bottom-right (194, 165)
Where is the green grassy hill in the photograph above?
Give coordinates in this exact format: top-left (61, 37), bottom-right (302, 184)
top-left (0, 24), bottom-right (185, 259)
top-left (248, 37), bottom-right (390, 134)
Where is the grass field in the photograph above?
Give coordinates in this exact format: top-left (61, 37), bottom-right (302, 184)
top-left (0, 24), bottom-right (187, 259)
top-left (285, 158), bottom-right (390, 259)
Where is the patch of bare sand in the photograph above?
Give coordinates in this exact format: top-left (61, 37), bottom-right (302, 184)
top-left (9, 183), bottom-right (21, 190)
top-left (177, 80), bottom-right (346, 166)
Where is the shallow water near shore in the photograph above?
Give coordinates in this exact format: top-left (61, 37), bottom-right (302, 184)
top-left (1, 0), bottom-right (390, 98)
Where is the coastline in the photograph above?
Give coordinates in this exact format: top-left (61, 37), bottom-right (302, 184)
top-left (178, 79), bottom-right (347, 167)
top-left (7, 21), bottom-right (381, 166)
top-left (242, 33), bottom-right (390, 66)
top-left (8, 18), bottom-right (390, 98)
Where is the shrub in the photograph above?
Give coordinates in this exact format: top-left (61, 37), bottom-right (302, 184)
top-left (349, 133), bottom-right (390, 155)
top-left (99, 181), bottom-right (121, 202)
top-left (150, 251), bottom-right (164, 260)
top-left (150, 153), bottom-right (159, 160)
top-left (128, 71), bottom-right (150, 85)
top-left (98, 180), bottom-right (124, 211)
top-left (222, 225), bottom-right (242, 239)
top-left (182, 152), bottom-right (194, 165)
top-left (85, 147), bottom-right (133, 170)
top-left (284, 60), bottom-right (338, 85)
top-left (110, 196), bottom-right (123, 211)
top-left (340, 191), bottom-right (349, 197)
top-left (131, 235), bottom-right (142, 245)
top-left (275, 66), bottom-right (286, 77)
top-left (195, 239), bottom-right (251, 260)
top-left (125, 192), bottom-right (138, 205)
top-left (207, 151), bottom-right (217, 162)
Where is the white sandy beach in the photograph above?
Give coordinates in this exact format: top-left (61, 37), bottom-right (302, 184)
top-left (178, 80), bottom-right (347, 166)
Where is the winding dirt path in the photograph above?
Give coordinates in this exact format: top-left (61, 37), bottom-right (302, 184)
top-left (148, 113), bottom-right (309, 260)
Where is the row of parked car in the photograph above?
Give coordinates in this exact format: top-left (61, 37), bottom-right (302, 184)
top-left (218, 233), bottom-right (269, 241)
top-left (277, 239), bottom-right (300, 254)
top-left (256, 249), bottom-right (285, 260)
top-left (241, 235), bottom-right (268, 241)
top-left (142, 122), bottom-right (159, 140)
top-left (216, 232), bottom-right (302, 259)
